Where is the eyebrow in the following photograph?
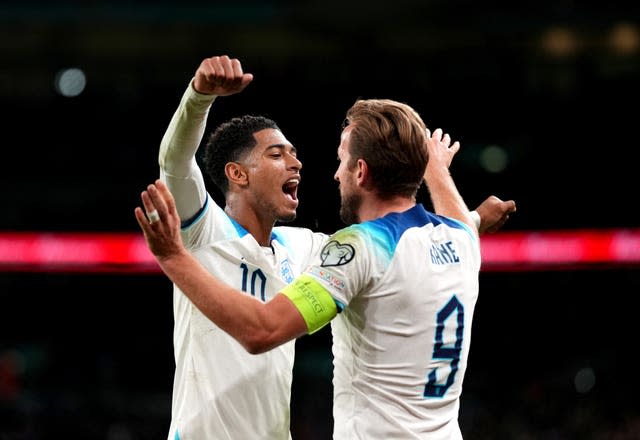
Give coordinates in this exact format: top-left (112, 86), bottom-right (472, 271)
top-left (265, 144), bottom-right (297, 154)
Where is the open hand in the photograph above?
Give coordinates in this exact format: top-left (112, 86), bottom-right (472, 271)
top-left (134, 179), bottom-right (187, 261)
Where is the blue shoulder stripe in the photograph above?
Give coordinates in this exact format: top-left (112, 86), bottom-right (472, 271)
top-left (226, 212), bottom-right (289, 249)
top-left (354, 204), bottom-right (475, 259)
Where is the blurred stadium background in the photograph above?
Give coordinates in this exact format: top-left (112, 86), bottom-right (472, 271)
top-left (1, 1), bottom-right (639, 438)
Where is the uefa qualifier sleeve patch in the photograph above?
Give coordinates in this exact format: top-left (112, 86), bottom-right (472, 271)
top-left (320, 240), bottom-right (355, 267)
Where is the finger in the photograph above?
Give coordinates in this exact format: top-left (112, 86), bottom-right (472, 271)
top-left (201, 57), bottom-right (215, 76)
top-left (220, 55), bottom-right (235, 81)
top-left (228, 58), bottom-right (252, 88)
top-left (154, 179), bottom-right (177, 217)
top-left (231, 58), bottom-right (243, 78)
top-left (449, 141), bottom-right (461, 155)
top-left (488, 218), bottom-right (507, 233)
top-left (426, 128), bottom-right (431, 138)
top-left (432, 128), bottom-right (443, 141)
top-left (240, 73), bottom-right (254, 89)
top-left (442, 133), bottom-right (451, 148)
top-left (134, 206), bottom-right (152, 235)
top-left (141, 190), bottom-right (156, 216)
top-left (208, 56), bottom-right (225, 81)
top-left (147, 183), bottom-right (168, 221)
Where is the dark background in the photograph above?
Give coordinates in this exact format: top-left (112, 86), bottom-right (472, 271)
top-left (1, 1), bottom-right (639, 439)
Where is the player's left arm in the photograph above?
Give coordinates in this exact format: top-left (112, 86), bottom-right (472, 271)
top-left (423, 128), bottom-right (477, 234)
top-left (423, 129), bottom-right (516, 234)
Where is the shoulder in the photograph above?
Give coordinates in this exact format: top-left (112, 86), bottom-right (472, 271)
top-left (274, 225), bottom-right (328, 241)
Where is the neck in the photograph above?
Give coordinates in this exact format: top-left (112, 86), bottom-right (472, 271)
top-left (357, 195), bottom-right (416, 223)
top-left (224, 199), bottom-right (275, 247)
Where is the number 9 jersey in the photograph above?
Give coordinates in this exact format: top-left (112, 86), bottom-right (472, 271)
top-left (300, 204), bottom-right (481, 440)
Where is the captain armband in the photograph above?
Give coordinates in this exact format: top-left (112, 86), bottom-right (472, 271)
top-left (281, 274), bottom-right (338, 334)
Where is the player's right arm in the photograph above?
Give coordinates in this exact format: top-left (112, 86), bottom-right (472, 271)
top-left (158, 55), bottom-right (253, 222)
top-left (136, 180), bottom-right (311, 354)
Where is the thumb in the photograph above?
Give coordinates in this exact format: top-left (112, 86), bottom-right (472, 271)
top-left (240, 73), bottom-right (254, 89)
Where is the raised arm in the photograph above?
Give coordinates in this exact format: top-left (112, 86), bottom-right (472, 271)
top-left (423, 128), bottom-right (477, 234)
top-left (159, 55), bottom-right (253, 221)
top-left (423, 129), bottom-right (516, 234)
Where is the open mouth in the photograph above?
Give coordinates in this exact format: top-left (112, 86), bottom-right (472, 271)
top-left (282, 179), bottom-right (299, 202)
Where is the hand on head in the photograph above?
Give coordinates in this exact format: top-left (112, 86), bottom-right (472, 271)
top-left (134, 179), bottom-right (186, 260)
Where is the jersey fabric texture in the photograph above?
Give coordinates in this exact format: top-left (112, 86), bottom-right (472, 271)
top-left (170, 196), bottom-right (327, 439)
top-left (295, 204), bottom-right (481, 439)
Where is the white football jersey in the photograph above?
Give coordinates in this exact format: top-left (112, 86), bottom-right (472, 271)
top-left (168, 196), bottom-right (327, 440)
top-left (303, 204), bottom-right (481, 440)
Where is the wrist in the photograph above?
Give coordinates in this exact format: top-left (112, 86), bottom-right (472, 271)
top-left (469, 210), bottom-right (481, 230)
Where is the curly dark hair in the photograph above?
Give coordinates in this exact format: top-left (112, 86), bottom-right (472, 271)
top-left (202, 115), bottom-right (280, 195)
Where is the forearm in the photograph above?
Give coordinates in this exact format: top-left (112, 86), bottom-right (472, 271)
top-left (159, 80), bottom-right (216, 175)
top-left (425, 164), bottom-right (477, 235)
top-left (159, 81), bottom-right (216, 219)
top-left (158, 251), bottom-right (298, 353)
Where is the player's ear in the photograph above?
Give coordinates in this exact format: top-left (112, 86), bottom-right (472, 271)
top-left (355, 158), bottom-right (370, 188)
top-left (225, 162), bottom-right (249, 186)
